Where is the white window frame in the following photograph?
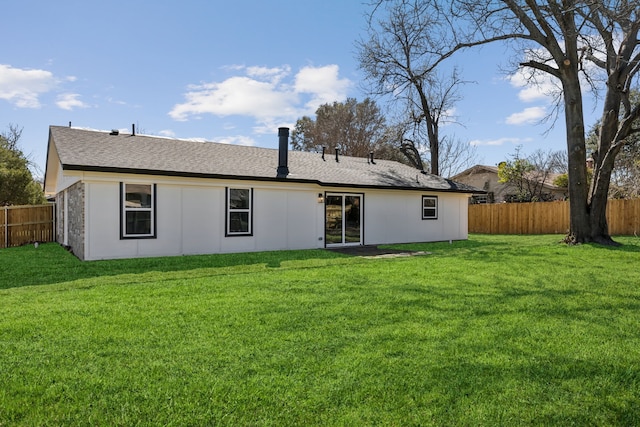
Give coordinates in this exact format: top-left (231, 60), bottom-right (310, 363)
top-left (226, 187), bottom-right (253, 236)
top-left (121, 183), bottom-right (156, 239)
top-left (422, 195), bottom-right (438, 220)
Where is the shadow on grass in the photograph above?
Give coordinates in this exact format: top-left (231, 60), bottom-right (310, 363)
top-left (378, 278), bottom-right (640, 423)
top-left (1, 237), bottom-right (507, 290)
top-left (3, 234), bottom-right (639, 290)
top-left (0, 243), bottom-right (351, 290)
top-left (425, 354), bottom-right (640, 424)
top-left (592, 237), bottom-right (640, 252)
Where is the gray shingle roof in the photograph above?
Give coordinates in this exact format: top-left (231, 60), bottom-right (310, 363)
top-left (49, 126), bottom-right (478, 193)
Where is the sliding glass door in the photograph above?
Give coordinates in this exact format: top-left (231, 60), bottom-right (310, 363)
top-left (325, 193), bottom-right (362, 246)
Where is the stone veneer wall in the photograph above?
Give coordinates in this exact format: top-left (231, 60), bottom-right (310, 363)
top-left (56, 182), bottom-right (85, 260)
top-left (55, 191), bottom-right (65, 245)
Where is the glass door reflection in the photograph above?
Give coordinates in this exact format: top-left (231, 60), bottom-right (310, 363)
top-left (325, 194), bottom-right (362, 246)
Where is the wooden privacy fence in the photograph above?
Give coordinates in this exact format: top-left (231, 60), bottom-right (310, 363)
top-left (1, 204), bottom-right (55, 249)
top-left (469, 199), bottom-right (640, 235)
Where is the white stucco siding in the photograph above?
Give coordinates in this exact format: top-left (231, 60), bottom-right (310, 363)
top-left (231, 186), bottom-right (321, 253)
top-left (77, 173), bottom-right (469, 260)
top-left (84, 180), bottom-right (227, 259)
top-left (182, 186), bottom-right (221, 255)
top-left (81, 176), bottom-right (324, 260)
top-left (284, 190), bottom-right (322, 250)
top-left (137, 185), bottom-right (182, 258)
top-left (457, 196), bottom-right (469, 240)
top-left (254, 190), bottom-right (287, 251)
top-left (85, 181), bottom-right (133, 260)
top-left (54, 167), bottom-right (82, 194)
top-left (363, 190), bottom-right (469, 245)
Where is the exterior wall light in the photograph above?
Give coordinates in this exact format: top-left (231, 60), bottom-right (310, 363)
top-left (318, 193), bottom-right (324, 203)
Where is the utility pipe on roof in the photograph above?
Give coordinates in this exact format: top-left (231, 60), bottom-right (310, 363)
top-left (276, 127), bottom-right (289, 178)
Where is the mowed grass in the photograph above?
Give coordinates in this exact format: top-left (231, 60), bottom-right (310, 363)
top-left (1, 235), bottom-right (639, 426)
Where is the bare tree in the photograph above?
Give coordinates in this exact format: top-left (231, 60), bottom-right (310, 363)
top-left (0, 124), bottom-right (23, 151)
top-left (498, 147), bottom-right (568, 202)
top-left (587, 115), bottom-right (640, 199)
top-left (475, 1), bottom-right (640, 244)
top-left (608, 136), bottom-right (640, 199)
top-left (358, 1), bottom-right (468, 176)
top-left (365, 0), bottom-right (639, 245)
top-left (438, 135), bottom-right (479, 178)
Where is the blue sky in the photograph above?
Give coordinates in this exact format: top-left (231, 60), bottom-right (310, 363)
top-left (2, 0), bottom-right (601, 179)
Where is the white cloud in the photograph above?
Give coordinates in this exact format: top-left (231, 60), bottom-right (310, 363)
top-left (169, 64), bottom-right (352, 126)
top-left (0, 64), bottom-right (57, 108)
top-left (169, 76), bottom-right (298, 121)
top-left (470, 137), bottom-right (533, 146)
top-left (507, 70), bottom-right (559, 103)
top-left (517, 85), bottom-right (551, 103)
top-left (506, 106), bottom-right (547, 125)
top-left (56, 93), bottom-right (89, 110)
top-left (506, 44), bottom-right (569, 104)
top-left (294, 65), bottom-right (352, 111)
top-left (215, 135), bottom-right (257, 146)
top-left (251, 119), bottom-right (297, 136)
top-left (158, 129), bottom-right (176, 137)
top-left (107, 97), bottom-right (128, 105)
top-left (246, 65), bottom-right (291, 83)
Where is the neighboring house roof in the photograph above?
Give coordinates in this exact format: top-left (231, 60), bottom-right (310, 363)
top-left (451, 164), bottom-right (500, 180)
top-left (45, 126), bottom-right (480, 194)
top-left (451, 164), bottom-right (566, 192)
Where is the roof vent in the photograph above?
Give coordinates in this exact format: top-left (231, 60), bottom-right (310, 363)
top-left (110, 129), bottom-right (119, 135)
top-left (335, 148), bottom-right (340, 163)
top-left (276, 127), bottom-right (290, 178)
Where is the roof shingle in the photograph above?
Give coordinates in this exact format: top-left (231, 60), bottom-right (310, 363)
top-left (49, 126), bottom-right (479, 193)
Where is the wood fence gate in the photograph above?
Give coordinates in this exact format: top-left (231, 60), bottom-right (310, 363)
top-left (1, 204), bottom-right (55, 249)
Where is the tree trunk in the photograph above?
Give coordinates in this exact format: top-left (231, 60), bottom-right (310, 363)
top-left (416, 81), bottom-right (439, 176)
top-left (588, 105), bottom-right (623, 245)
top-left (563, 73), bottom-right (591, 243)
top-left (429, 130), bottom-right (439, 176)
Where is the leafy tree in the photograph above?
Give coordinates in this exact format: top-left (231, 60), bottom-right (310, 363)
top-left (291, 98), bottom-right (399, 159)
top-left (498, 153), bottom-right (535, 203)
top-left (498, 147), bottom-right (565, 202)
top-left (364, 0), bottom-right (640, 245)
top-left (0, 125), bottom-right (46, 206)
top-left (358, 1), bottom-right (468, 176)
top-left (553, 173), bottom-right (569, 189)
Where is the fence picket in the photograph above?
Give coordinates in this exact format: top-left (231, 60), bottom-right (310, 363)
top-left (469, 199), bottom-right (639, 235)
top-left (1, 205), bottom-right (55, 248)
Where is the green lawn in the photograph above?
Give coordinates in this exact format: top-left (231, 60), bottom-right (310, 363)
top-left (1, 235), bottom-right (639, 426)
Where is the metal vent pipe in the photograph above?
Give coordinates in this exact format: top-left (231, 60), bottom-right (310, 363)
top-left (277, 127), bottom-right (289, 178)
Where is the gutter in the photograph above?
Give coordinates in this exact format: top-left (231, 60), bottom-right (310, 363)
top-left (61, 164), bottom-right (480, 194)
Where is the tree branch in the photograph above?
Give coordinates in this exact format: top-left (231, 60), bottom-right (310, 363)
top-left (519, 60), bottom-right (561, 78)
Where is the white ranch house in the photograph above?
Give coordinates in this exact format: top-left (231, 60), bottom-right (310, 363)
top-left (44, 125), bottom-right (479, 260)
